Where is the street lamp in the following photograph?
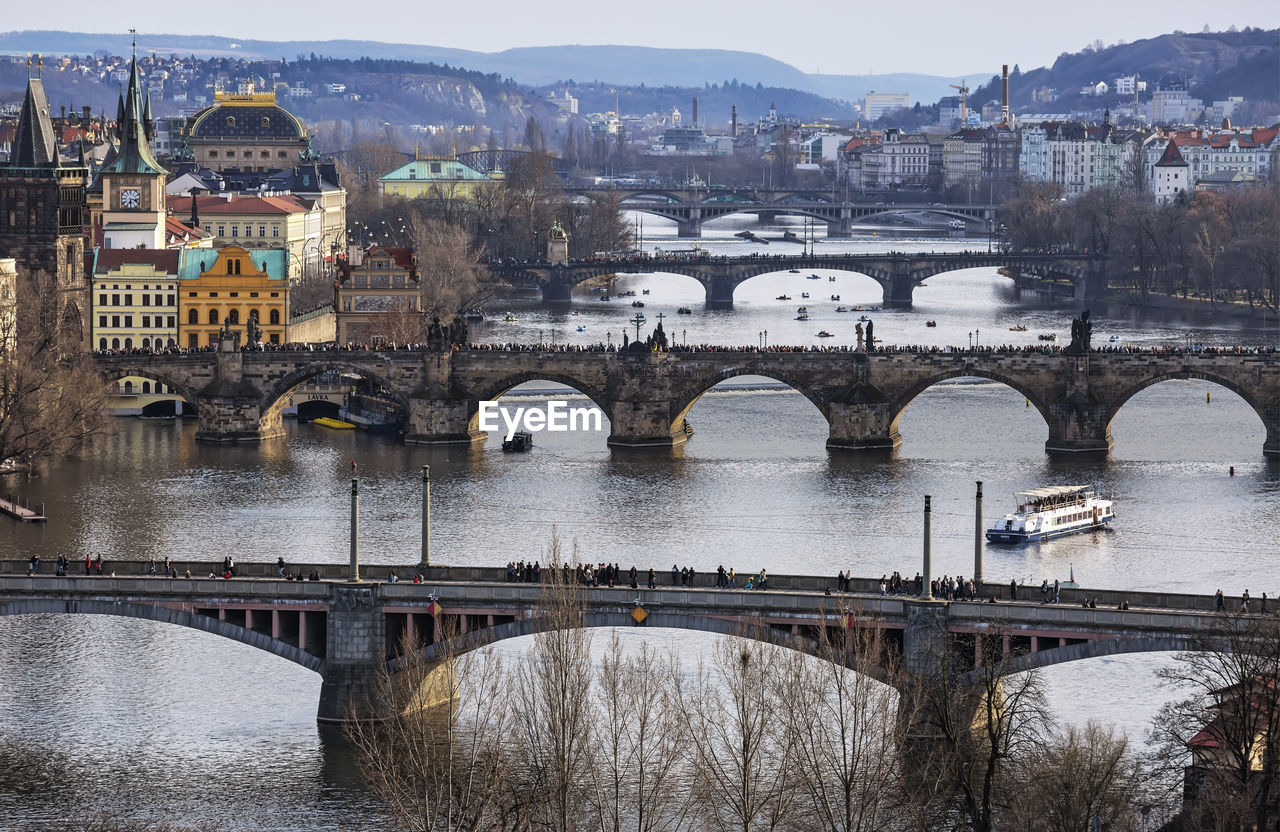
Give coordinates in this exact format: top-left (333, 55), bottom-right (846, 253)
top-left (975, 328), bottom-right (980, 348)
top-left (764, 329), bottom-right (768, 349)
top-left (968, 331), bottom-right (972, 350)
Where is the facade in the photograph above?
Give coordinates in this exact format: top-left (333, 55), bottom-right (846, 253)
top-left (0, 258), bottom-right (14, 356)
top-left (99, 52), bottom-right (168, 251)
top-left (183, 88), bottom-right (309, 173)
top-left (800, 134), bottom-right (852, 165)
top-left (1020, 119), bottom-right (1137, 196)
top-left (1143, 127), bottom-right (1280, 190)
top-left (177, 244), bottom-right (289, 347)
top-left (378, 154), bottom-right (495, 201)
top-left (0, 68), bottom-right (89, 348)
top-left (192, 194), bottom-right (324, 279)
top-left (982, 126), bottom-right (1021, 193)
top-left (334, 246), bottom-right (419, 345)
top-left (863, 92), bottom-right (910, 122)
top-left (1152, 140), bottom-right (1189, 204)
top-left (89, 249), bottom-right (179, 351)
top-left (943, 129), bottom-right (984, 187)
top-left (1150, 82), bottom-right (1203, 125)
top-left (863, 128), bottom-right (930, 188)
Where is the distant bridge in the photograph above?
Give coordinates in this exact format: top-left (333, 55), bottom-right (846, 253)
top-left (491, 251), bottom-right (1102, 307)
top-left (0, 561), bottom-right (1250, 722)
top-left (565, 187), bottom-right (997, 238)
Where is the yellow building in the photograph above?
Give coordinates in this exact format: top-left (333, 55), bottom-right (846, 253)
top-left (177, 245), bottom-right (289, 347)
top-left (193, 194), bottom-right (337, 279)
top-left (90, 249), bottom-right (180, 351)
top-left (378, 153), bottom-right (496, 200)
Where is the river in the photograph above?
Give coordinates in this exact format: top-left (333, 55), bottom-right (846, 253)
top-left (0, 214), bottom-right (1276, 829)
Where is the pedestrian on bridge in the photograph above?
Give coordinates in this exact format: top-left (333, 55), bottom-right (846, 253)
top-left (648, 569), bottom-right (656, 590)
top-left (672, 564), bottom-right (680, 586)
top-left (1215, 589), bottom-right (1226, 612)
top-left (1009, 578), bottom-right (1018, 601)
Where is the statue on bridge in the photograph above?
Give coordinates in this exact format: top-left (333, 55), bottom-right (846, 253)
top-left (246, 309), bottom-right (262, 346)
top-left (865, 319), bottom-right (875, 353)
top-left (855, 322), bottom-right (865, 352)
top-left (1066, 309), bottom-right (1093, 355)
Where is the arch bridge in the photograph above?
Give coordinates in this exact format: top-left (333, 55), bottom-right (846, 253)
top-left (92, 348), bottom-right (1280, 457)
top-left (0, 562), bottom-right (1245, 723)
top-left (492, 251), bottom-right (1100, 308)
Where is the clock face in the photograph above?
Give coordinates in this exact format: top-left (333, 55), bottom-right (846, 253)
top-left (120, 189), bottom-right (141, 209)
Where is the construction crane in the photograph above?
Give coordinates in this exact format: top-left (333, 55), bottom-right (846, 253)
top-left (949, 80), bottom-right (970, 125)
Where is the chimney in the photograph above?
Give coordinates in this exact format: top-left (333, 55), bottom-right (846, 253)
top-left (731, 104), bottom-right (738, 137)
top-left (82, 105), bottom-right (92, 124)
top-left (692, 97), bottom-right (699, 127)
top-left (1001, 65), bottom-right (1010, 125)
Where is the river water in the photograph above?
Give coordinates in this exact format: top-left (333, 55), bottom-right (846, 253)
top-left (1, 214), bottom-right (1276, 829)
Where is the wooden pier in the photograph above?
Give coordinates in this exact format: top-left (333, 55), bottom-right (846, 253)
top-left (0, 495), bottom-right (46, 522)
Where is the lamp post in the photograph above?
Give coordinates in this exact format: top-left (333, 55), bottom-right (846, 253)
top-left (968, 331), bottom-right (972, 350)
top-left (420, 465), bottom-right (431, 568)
top-left (349, 478), bottom-right (361, 582)
top-left (920, 495), bottom-right (933, 600)
top-left (975, 328), bottom-right (980, 348)
top-left (974, 481), bottom-right (984, 587)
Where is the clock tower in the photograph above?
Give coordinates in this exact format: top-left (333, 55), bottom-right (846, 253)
top-left (101, 43), bottom-right (167, 249)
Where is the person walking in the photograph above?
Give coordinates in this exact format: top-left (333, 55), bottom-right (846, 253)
top-left (1009, 578), bottom-right (1018, 601)
top-left (1215, 588), bottom-right (1225, 612)
top-left (647, 568), bottom-right (656, 590)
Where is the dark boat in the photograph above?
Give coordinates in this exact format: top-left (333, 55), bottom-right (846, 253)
top-left (502, 431), bottom-right (534, 452)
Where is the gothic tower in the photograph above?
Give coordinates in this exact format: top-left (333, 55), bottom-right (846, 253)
top-left (100, 44), bottom-right (168, 250)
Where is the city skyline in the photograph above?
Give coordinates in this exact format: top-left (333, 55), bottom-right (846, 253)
top-left (3, 0), bottom-right (1278, 77)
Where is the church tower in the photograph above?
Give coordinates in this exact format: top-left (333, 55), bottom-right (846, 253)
top-left (0, 55), bottom-right (90, 348)
top-left (100, 42), bottom-right (167, 250)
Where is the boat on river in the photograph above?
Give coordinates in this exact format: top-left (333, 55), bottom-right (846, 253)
top-left (1009, 325), bottom-right (1028, 332)
top-left (835, 306), bottom-right (849, 313)
top-left (986, 486), bottom-right (1114, 543)
top-left (796, 306), bottom-right (808, 314)
top-left (776, 295), bottom-right (791, 300)
top-left (795, 313), bottom-right (810, 321)
top-left (1038, 333), bottom-right (1057, 341)
top-left (816, 330), bottom-right (834, 338)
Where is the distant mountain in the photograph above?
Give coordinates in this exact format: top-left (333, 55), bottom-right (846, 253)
top-left (0, 30), bottom-right (966, 104)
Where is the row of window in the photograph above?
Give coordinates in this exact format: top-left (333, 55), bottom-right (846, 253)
top-left (206, 150), bottom-right (290, 159)
top-left (191, 308), bottom-right (281, 326)
top-left (187, 290), bottom-right (277, 298)
top-left (99, 294), bottom-right (177, 307)
top-left (206, 225), bottom-right (281, 239)
top-left (98, 315), bottom-right (177, 329)
top-left (101, 338), bottom-right (176, 353)
top-left (114, 378), bottom-right (172, 393)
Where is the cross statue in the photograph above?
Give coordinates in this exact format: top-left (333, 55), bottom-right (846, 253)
top-left (629, 313), bottom-right (646, 342)
top-left (654, 313), bottom-right (666, 326)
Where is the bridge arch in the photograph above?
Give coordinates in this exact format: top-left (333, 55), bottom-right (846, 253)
top-left (668, 366), bottom-right (832, 439)
top-left (259, 361), bottom-right (411, 431)
top-left (466, 373), bottom-right (614, 436)
top-left (976, 634), bottom-right (1198, 679)
top-left (1105, 371), bottom-right (1274, 448)
top-left (891, 369), bottom-right (1054, 441)
top-left (99, 366), bottom-right (199, 409)
top-left (0, 597), bottom-right (323, 674)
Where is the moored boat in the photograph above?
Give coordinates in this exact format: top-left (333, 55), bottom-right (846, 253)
top-left (986, 486), bottom-right (1114, 543)
top-left (816, 330), bottom-right (834, 338)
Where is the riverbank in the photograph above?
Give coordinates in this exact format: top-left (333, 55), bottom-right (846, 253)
top-left (1011, 273), bottom-right (1278, 323)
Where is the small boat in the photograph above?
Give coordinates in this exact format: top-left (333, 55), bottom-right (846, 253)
top-left (830, 294), bottom-right (840, 301)
top-left (788, 268), bottom-right (801, 274)
top-left (1009, 325), bottom-right (1027, 332)
top-left (807, 274), bottom-right (822, 280)
top-left (851, 305), bottom-right (864, 311)
top-left (1038, 333), bottom-right (1057, 342)
top-left (867, 306), bottom-right (882, 312)
top-left (949, 219), bottom-right (965, 230)
top-left (589, 287), bottom-right (605, 293)
top-left (986, 485), bottom-right (1114, 543)
top-left (816, 330), bottom-right (834, 338)
top-left (677, 306), bottom-right (692, 314)
top-left (829, 276), bottom-right (836, 282)
top-left (642, 289), bottom-right (650, 295)
top-left (600, 295), bottom-right (612, 302)
top-left (795, 313), bottom-right (810, 321)
top-left (620, 290), bottom-right (637, 297)
top-left (632, 301), bottom-right (645, 308)
top-left (465, 309), bottom-right (485, 322)
top-left (503, 313), bottom-right (519, 322)
top-left (796, 306), bottom-right (808, 313)
top-left (576, 325), bottom-right (587, 332)
top-left (313, 417), bottom-right (356, 430)
top-left (835, 306), bottom-right (849, 313)
top-left (801, 292), bottom-right (810, 299)
top-left (1108, 335), bottom-right (1120, 343)
top-left (858, 315), bottom-right (871, 322)
top-left (925, 320), bottom-right (937, 327)
top-left (502, 431), bottom-right (534, 452)
top-left (570, 309), bottom-right (580, 316)
top-left (776, 295), bottom-right (791, 301)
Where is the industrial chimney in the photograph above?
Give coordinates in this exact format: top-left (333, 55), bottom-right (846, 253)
top-left (731, 104), bottom-right (738, 137)
top-left (1001, 65), bottom-right (1010, 125)
top-left (692, 97), bottom-right (700, 127)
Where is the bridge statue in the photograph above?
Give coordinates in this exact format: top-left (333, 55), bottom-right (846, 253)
top-left (865, 320), bottom-right (875, 353)
top-left (246, 309), bottom-right (262, 346)
top-left (855, 322), bottom-right (865, 352)
top-left (1066, 309), bottom-right (1093, 355)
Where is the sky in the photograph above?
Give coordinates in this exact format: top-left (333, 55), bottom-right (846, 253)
top-left (7, 0), bottom-right (1279, 76)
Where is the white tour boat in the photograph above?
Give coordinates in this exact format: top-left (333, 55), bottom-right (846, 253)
top-left (986, 485), bottom-right (1114, 543)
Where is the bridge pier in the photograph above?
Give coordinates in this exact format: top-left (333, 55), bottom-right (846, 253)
top-left (676, 209), bottom-right (702, 238)
top-left (607, 400), bottom-right (691, 448)
top-left (827, 207), bottom-right (853, 238)
top-left (705, 275), bottom-right (736, 309)
top-left (405, 352), bottom-right (486, 444)
top-left (883, 274), bottom-right (916, 308)
top-left (826, 402), bottom-right (902, 452)
top-left (317, 584), bottom-right (386, 723)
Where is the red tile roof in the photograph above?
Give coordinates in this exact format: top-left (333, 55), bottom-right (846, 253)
top-left (1155, 141), bottom-right (1188, 167)
top-left (93, 248), bottom-right (180, 274)
top-left (192, 194), bottom-right (312, 215)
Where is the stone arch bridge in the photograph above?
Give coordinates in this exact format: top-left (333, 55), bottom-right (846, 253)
top-left (0, 563), bottom-right (1244, 722)
top-left (492, 251), bottom-right (1101, 308)
top-left (94, 348), bottom-right (1280, 457)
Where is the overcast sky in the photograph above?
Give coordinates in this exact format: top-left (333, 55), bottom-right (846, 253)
top-left (9, 0), bottom-right (1279, 76)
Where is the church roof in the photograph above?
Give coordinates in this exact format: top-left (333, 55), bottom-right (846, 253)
top-left (103, 52), bottom-right (166, 177)
top-left (187, 98), bottom-right (306, 142)
top-left (1154, 140), bottom-right (1188, 167)
top-left (9, 75), bottom-right (59, 168)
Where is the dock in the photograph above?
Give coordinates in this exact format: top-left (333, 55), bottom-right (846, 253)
top-left (0, 495), bottom-right (46, 522)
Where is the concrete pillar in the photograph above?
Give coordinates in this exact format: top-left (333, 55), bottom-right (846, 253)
top-left (826, 401), bottom-right (901, 452)
top-left (705, 274), bottom-right (736, 308)
top-left (974, 481), bottom-right (984, 585)
top-left (882, 273), bottom-right (916, 308)
top-left (901, 600), bottom-right (949, 677)
top-left (826, 206), bottom-right (853, 238)
top-left (607, 400), bottom-right (690, 449)
top-left (1044, 402), bottom-right (1113, 455)
top-left (317, 584), bottom-right (385, 723)
top-left (541, 269), bottom-right (573, 304)
top-left (920, 496), bottom-right (933, 600)
top-left (677, 208), bottom-right (703, 238)
top-left (420, 466), bottom-right (432, 568)
top-left (405, 397), bottom-right (485, 444)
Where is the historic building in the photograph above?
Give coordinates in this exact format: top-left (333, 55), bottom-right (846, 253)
top-left (1152, 140), bottom-right (1190, 204)
top-left (177, 244), bottom-right (289, 347)
top-left (0, 60), bottom-right (90, 348)
top-left (189, 194), bottom-right (329, 279)
top-left (378, 153), bottom-right (495, 201)
top-left (89, 249), bottom-right (179, 351)
top-left (182, 87), bottom-right (309, 174)
top-left (0, 258), bottom-right (15, 356)
top-left (99, 50), bottom-right (168, 251)
top-left (334, 245), bottom-right (419, 345)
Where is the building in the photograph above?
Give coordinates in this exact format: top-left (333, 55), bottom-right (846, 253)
top-left (800, 134), bottom-right (852, 165)
top-left (1144, 127), bottom-right (1280, 190)
top-left (190, 194), bottom-right (327, 279)
top-left (378, 153), bottom-right (495, 201)
top-left (942, 128), bottom-right (984, 188)
top-left (546, 90), bottom-right (578, 116)
top-left (334, 246), bottom-right (419, 345)
top-left (863, 92), bottom-right (910, 123)
top-left (1152, 140), bottom-right (1189, 203)
top-left (0, 63), bottom-right (90, 348)
top-left (89, 249), bottom-right (179, 351)
top-left (1019, 117), bottom-right (1139, 196)
top-left (177, 244), bottom-right (289, 347)
top-left (1150, 77), bottom-right (1203, 125)
top-left (183, 88), bottom-right (309, 174)
top-left (0, 258), bottom-right (15, 356)
top-left (99, 51), bottom-right (168, 251)
top-left (981, 125), bottom-right (1021, 193)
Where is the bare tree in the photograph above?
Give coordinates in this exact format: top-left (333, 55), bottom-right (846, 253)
top-left (0, 269), bottom-right (110, 471)
top-left (674, 629), bottom-right (797, 832)
top-left (344, 620), bottom-right (511, 832)
top-left (1148, 610), bottom-right (1280, 832)
top-left (510, 531), bottom-right (596, 832)
top-left (409, 217), bottom-right (495, 317)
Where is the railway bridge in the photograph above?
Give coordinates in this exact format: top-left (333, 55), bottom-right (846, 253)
top-left (491, 251), bottom-right (1101, 308)
top-left (93, 347), bottom-right (1280, 457)
top-left (0, 561), bottom-right (1250, 722)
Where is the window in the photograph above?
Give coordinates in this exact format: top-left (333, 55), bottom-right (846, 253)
top-left (188, 291), bottom-right (197, 297)
top-left (231, 226), bottom-right (238, 238)
top-left (217, 225), bottom-right (225, 237)
top-left (124, 338), bottom-right (133, 350)
top-left (430, 162), bottom-right (442, 173)
top-left (243, 226), bottom-right (251, 238)
top-left (269, 333), bottom-right (279, 344)
top-left (167, 295), bottom-right (175, 306)
top-left (142, 316), bottom-right (150, 328)
top-left (209, 151), bottom-right (218, 159)
top-left (189, 334), bottom-right (198, 348)
top-left (269, 309), bottom-right (280, 325)
top-left (228, 309), bottom-right (239, 325)
top-left (142, 295), bottom-right (150, 306)
top-left (167, 316), bottom-right (175, 328)
top-left (99, 293), bottom-right (107, 306)
top-left (230, 292), bottom-right (238, 297)
top-left (249, 292), bottom-right (259, 297)
top-left (111, 315), bottom-right (120, 327)
top-left (111, 294), bottom-right (120, 306)
top-left (259, 225), bottom-right (266, 237)
top-left (142, 380), bottom-right (151, 393)
top-left (124, 316), bottom-right (133, 328)
top-left (272, 226), bottom-right (279, 237)
top-left (188, 309), bottom-right (198, 325)
top-left (98, 315), bottom-right (107, 328)
top-left (209, 309), bottom-right (219, 325)
top-left (99, 338), bottom-right (107, 350)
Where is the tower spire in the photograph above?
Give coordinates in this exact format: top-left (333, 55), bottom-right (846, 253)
top-left (103, 40), bottom-right (165, 177)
